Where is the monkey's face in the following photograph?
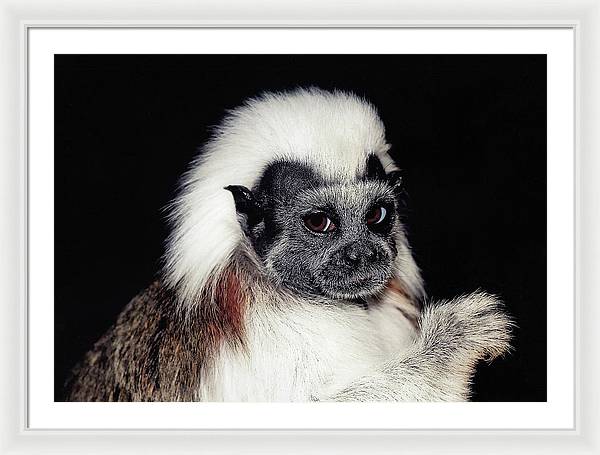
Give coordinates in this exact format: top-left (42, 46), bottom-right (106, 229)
top-left (263, 182), bottom-right (399, 300)
top-left (227, 157), bottom-right (404, 301)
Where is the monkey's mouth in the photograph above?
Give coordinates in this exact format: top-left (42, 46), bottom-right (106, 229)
top-left (315, 269), bottom-right (391, 300)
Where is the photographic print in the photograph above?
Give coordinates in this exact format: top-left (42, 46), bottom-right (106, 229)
top-left (54, 54), bottom-right (546, 403)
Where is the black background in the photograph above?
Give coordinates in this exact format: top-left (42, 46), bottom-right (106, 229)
top-left (55, 54), bottom-right (547, 401)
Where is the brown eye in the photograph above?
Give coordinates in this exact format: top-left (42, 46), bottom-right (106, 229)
top-left (303, 212), bottom-right (336, 233)
top-left (366, 206), bottom-right (387, 225)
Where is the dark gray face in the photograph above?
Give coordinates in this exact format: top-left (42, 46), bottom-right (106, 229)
top-left (226, 157), bottom-right (403, 300)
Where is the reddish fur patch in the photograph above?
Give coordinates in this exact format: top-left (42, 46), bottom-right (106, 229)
top-left (387, 278), bottom-right (411, 300)
top-left (385, 278), bottom-right (420, 328)
top-left (209, 267), bottom-right (248, 345)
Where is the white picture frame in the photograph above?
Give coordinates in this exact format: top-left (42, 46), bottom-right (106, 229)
top-left (1, 0), bottom-right (598, 453)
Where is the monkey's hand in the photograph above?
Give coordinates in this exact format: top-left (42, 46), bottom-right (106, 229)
top-left (325, 291), bottom-right (514, 401)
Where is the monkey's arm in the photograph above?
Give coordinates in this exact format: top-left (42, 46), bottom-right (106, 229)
top-left (325, 292), bottom-right (513, 401)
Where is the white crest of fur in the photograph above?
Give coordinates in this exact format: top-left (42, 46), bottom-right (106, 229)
top-left (164, 87), bottom-right (423, 306)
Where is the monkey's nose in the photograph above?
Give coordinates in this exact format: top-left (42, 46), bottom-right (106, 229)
top-left (343, 243), bottom-right (377, 265)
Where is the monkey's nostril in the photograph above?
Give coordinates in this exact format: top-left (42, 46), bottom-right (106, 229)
top-left (343, 245), bottom-right (360, 264)
top-left (346, 251), bottom-right (359, 262)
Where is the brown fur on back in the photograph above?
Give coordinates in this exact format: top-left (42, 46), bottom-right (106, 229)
top-left (66, 269), bottom-right (248, 401)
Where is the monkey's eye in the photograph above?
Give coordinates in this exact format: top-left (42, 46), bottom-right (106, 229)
top-left (303, 212), bottom-right (336, 233)
top-left (366, 206), bottom-right (387, 225)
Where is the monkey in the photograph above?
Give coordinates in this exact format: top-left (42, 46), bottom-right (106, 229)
top-left (66, 88), bottom-right (513, 402)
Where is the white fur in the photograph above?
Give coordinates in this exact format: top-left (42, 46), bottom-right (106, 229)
top-left (197, 289), bottom-right (511, 401)
top-left (197, 287), bottom-right (418, 401)
top-left (163, 88), bottom-right (423, 307)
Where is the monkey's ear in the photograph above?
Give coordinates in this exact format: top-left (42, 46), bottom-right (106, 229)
top-left (365, 154), bottom-right (387, 181)
top-left (387, 171), bottom-right (403, 191)
top-left (224, 185), bottom-right (263, 227)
